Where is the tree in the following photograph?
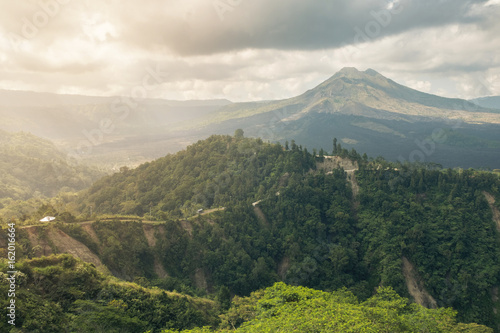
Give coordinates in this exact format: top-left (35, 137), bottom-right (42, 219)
top-left (234, 129), bottom-right (244, 139)
top-left (362, 153), bottom-right (368, 163)
top-left (217, 286), bottom-right (232, 311)
top-left (319, 148), bottom-right (325, 160)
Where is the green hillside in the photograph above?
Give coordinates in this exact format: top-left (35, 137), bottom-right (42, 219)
top-left (76, 133), bottom-right (317, 219)
top-left (3, 133), bottom-right (500, 331)
top-left (0, 255), bottom-right (492, 332)
top-left (16, 133), bottom-right (496, 329)
top-left (0, 130), bottom-right (104, 200)
top-left (0, 254), bottom-right (218, 333)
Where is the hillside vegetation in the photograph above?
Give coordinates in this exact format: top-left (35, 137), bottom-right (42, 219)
top-left (0, 254), bottom-right (218, 332)
top-left (0, 130), bottom-right (103, 200)
top-left (1, 254), bottom-right (492, 332)
top-left (0, 130), bottom-right (105, 222)
top-left (4, 133), bottom-right (500, 330)
top-left (169, 282), bottom-right (493, 332)
top-left (77, 133), bottom-right (317, 219)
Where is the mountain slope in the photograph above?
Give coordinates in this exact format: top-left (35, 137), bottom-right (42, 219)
top-left (0, 130), bottom-right (104, 200)
top-left (303, 68), bottom-right (500, 118)
top-left (77, 134), bottom-right (315, 218)
top-left (472, 96), bottom-right (500, 110)
top-left (187, 67), bottom-right (500, 127)
top-left (25, 134), bottom-right (498, 329)
top-left (186, 68), bottom-right (500, 168)
top-left (2, 70), bottom-right (499, 169)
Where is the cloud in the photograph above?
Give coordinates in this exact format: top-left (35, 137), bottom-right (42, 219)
top-left (110, 0), bottom-right (489, 55)
top-left (0, 0), bottom-right (499, 101)
top-left (1, 0), bottom-right (481, 56)
top-left (405, 80), bottom-right (432, 92)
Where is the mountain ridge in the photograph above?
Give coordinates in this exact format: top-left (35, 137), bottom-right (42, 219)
top-left (0, 88), bottom-right (232, 107)
top-left (472, 95), bottom-right (500, 110)
top-left (311, 67), bottom-right (486, 112)
top-left (1, 68), bottom-right (500, 169)
top-left (181, 67), bottom-right (500, 139)
top-left (186, 68), bottom-right (500, 168)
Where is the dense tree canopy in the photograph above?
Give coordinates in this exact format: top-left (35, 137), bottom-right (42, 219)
top-left (2, 134), bottom-right (500, 331)
top-left (165, 283), bottom-right (492, 333)
top-left (0, 255), bottom-right (217, 333)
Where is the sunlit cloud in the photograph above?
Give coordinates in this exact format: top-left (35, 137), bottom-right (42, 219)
top-left (0, 0), bottom-right (498, 101)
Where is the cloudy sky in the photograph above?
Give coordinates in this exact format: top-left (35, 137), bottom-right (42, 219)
top-left (0, 0), bottom-right (499, 102)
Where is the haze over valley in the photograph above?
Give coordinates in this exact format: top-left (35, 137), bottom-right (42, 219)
top-left (1, 67), bottom-right (499, 170)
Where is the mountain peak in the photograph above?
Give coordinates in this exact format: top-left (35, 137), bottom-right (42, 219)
top-left (301, 67), bottom-right (498, 119)
top-left (338, 67), bottom-right (360, 74)
top-left (364, 68), bottom-right (380, 76)
top-left (315, 67), bottom-right (388, 91)
top-left (334, 67), bottom-right (381, 79)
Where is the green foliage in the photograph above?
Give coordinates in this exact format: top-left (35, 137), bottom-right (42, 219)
top-left (92, 220), bottom-right (154, 279)
top-left (0, 254), bottom-right (218, 333)
top-left (78, 135), bottom-right (315, 218)
top-left (5, 135), bottom-right (500, 331)
top-left (216, 286), bottom-right (231, 311)
top-left (172, 283), bottom-right (493, 332)
top-left (356, 165), bottom-right (500, 325)
top-left (68, 300), bottom-right (146, 333)
top-left (234, 129), bottom-right (244, 139)
top-left (0, 130), bottom-right (104, 201)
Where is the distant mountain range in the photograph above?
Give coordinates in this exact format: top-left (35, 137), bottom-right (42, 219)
top-left (1, 68), bottom-right (499, 169)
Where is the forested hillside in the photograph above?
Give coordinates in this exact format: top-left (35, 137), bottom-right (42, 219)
top-left (0, 130), bottom-right (105, 222)
top-left (1, 255), bottom-right (492, 332)
top-left (0, 254), bottom-right (218, 332)
top-left (0, 130), bottom-right (104, 200)
top-left (2, 133), bottom-right (500, 331)
top-left (170, 282), bottom-right (493, 332)
top-left (76, 133), bottom-right (317, 219)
